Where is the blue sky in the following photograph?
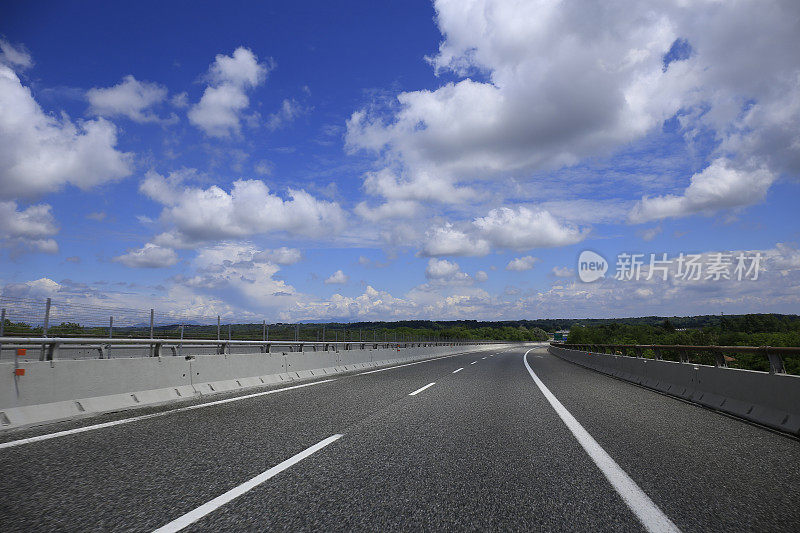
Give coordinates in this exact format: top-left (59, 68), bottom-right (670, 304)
top-left (1, 0), bottom-right (799, 323)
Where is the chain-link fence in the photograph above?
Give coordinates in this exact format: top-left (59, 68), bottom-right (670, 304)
top-left (0, 296), bottom-right (431, 360)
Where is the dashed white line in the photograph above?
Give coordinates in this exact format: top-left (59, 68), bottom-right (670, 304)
top-left (470, 361), bottom-right (477, 365)
top-left (0, 379), bottom-right (336, 450)
top-left (522, 349), bottom-right (680, 533)
top-left (452, 367), bottom-right (463, 374)
top-left (408, 382), bottom-right (437, 396)
top-left (152, 434), bottom-right (343, 533)
top-left (357, 351), bottom-right (477, 375)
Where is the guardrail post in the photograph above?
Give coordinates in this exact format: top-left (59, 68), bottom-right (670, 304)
top-left (154, 342), bottom-right (163, 357)
top-left (149, 309), bottom-right (155, 356)
top-left (43, 297), bottom-right (51, 337)
top-left (45, 341), bottom-right (60, 361)
top-left (0, 307), bottom-right (5, 358)
top-left (635, 346), bottom-right (643, 358)
top-left (653, 347), bottom-right (662, 360)
top-left (40, 297), bottom-right (51, 361)
top-left (108, 316), bottom-right (114, 358)
top-left (679, 348), bottom-right (689, 364)
top-left (766, 350), bottom-right (785, 374)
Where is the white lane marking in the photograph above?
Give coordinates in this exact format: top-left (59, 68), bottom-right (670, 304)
top-left (152, 434), bottom-right (343, 533)
top-left (522, 350), bottom-right (680, 533)
top-left (408, 382), bottom-right (436, 396)
top-left (358, 351), bottom-right (476, 375)
top-left (470, 361), bottom-right (477, 365)
top-left (452, 367), bottom-right (463, 374)
top-left (0, 379), bottom-right (336, 451)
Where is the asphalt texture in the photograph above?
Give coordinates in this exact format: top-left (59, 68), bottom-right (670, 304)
top-left (1, 344), bottom-right (798, 532)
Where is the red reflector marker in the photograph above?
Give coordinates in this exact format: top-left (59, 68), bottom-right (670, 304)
top-left (14, 369), bottom-right (25, 376)
top-left (16, 348), bottom-right (26, 356)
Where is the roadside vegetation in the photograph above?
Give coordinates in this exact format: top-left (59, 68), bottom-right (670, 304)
top-left (565, 314), bottom-right (800, 374)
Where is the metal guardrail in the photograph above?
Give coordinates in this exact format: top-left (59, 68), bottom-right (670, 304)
top-left (552, 342), bottom-right (799, 374)
top-left (0, 336), bottom-right (504, 361)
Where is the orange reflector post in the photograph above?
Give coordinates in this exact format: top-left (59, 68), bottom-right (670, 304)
top-left (16, 348), bottom-right (26, 356)
top-left (14, 369), bottom-right (25, 376)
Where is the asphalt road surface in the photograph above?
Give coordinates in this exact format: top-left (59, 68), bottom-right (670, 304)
top-left (1, 344), bottom-right (798, 532)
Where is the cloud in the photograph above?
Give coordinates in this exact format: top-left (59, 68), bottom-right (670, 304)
top-left (629, 159), bottom-right (776, 223)
top-left (424, 258), bottom-right (474, 286)
top-left (86, 211), bottom-right (107, 222)
top-left (640, 225), bottom-right (662, 242)
top-left (324, 270), bottom-right (349, 284)
top-left (140, 170), bottom-right (346, 246)
top-left (421, 223), bottom-right (490, 257)
top-left (254, 247), bottom-right (302, 265)
top-left (422, 206), bottom-right (584, 257)
top-left (345, 0), bottom-right (800, 227)
top-left (113, 243), bottom-right (179, 268)
top-left (0, 39), bottom-right (32, 68)
top-left (552, 266), bottom-right (574, 278)
top-left (188, 47), bottom-right (271, 137)
top-left (254, 159), bottom-right (274, 176)
top-left (0, 64), bottom-right (133, 199)
top-left (184, 242), bottom-right (299, 310)
top-left (358, 255), bottom-right (389, 268)
top-left (474, 206), bottom-right (585, 250)
top-left (425, 258), bottom-right (460, 279)
top-left (266, 98), bottom-right (306, 130)
top-left (1, 277), bottom-right (61, 298)
top-left (474, 270), bottom-right (488, 282)
top-left (355, 199), bottom-right (420, 222)
top-left (87, 75), bottom-right (175, 123)
top-left (506, 255), bottom-right (538, 271)
top-left (0, 200), bottom-right (59, 253)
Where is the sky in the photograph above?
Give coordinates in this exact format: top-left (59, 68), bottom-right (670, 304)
top-left (1, 0), bottom-right (799, 324)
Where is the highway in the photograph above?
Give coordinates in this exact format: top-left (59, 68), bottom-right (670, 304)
top-left (1, 344), bottom-right (798, 532)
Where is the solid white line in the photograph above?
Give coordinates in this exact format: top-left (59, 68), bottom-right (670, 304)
top-left (408, 382), bottom-right (436, 396)
top-left (452, 368), bottom-right (463, 374)
top-left (357, 351), bottom-right (471, 375)
top-left (152, 434), bottom-right (343, 533)
top-left (522, 350), bottom-right (679, 533)
top-left (0, 379), bottom-right (336, 450)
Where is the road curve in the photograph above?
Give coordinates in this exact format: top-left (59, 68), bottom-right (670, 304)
top-left (1, 344), bottom-right (798, 532)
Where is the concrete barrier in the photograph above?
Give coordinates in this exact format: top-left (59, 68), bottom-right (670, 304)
top-left (0, 344), bottom-right (504, 431)
top-left (548, 345), bottom-right (800, 436)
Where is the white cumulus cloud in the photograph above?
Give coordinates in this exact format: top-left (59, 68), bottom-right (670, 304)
top-left (506, 255), bottom-right (539, 271)
top-left (87, 75), bottom-right (175, 123)
top-left (188, 47), bottom-right (271, 137)
top-left (0, 200), bottom-right (59, 253)
top-left (346, 0), bottom-right (800, 229)
top-left (140, 170), bottom-right (346, 246)
top-left (629, 159), bottom-right (776, 223)
top-left (324, 270), bottom-right (349, 284)
top-left (113, 243), bottom-right (179, 268)
top-left (0, 64), bottom-right (133, 199)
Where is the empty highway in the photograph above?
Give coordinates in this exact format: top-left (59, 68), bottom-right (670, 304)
top-left (1, 344), bottom-right (798, 532)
